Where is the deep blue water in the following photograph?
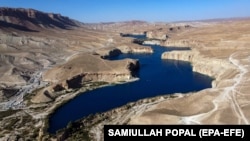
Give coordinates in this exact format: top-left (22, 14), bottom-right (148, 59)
top-left (48, 45), bottom-right (213, 134)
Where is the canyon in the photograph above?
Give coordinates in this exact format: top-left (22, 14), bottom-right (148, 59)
top-left (0, 7), bottom-right (250, 141)
top-left (66, 19), bottom-right (250, 141)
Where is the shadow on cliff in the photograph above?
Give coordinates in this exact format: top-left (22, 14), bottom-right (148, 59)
top-left (0, 21), bottom-right (39, 32)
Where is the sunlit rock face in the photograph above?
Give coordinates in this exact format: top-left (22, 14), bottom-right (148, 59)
top-left (0, 7), bottom-right (81, 30)
top-left (161, 50), bottom-right (234, 80)
top-left (146, 31), bottom-right (168, 40)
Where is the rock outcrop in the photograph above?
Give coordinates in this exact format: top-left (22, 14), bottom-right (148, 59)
top-left (146, 31), bottom-right (168, 40)
top-left (117, 44), bottom-right (153, 54)
top-left (143, 40), bottom-right (161, 45)
top-left (95, 45), bottom-right (153, 59)
top-left (161, 50), bottom-right (197, 62)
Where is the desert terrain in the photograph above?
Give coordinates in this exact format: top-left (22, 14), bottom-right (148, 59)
top-left (1, 7), bottom-right (250, 141)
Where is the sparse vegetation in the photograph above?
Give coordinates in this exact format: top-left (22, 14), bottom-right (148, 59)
top-left (53, 119), bottom-right (91, 141)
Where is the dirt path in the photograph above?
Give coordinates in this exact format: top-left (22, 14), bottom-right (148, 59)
top-left (179, 51), bottom-right (250, 124)
top-left (229, 52), bottom-right (249, 124)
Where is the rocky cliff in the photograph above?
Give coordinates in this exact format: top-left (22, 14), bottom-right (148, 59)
top-left (161, 50), bottom-right (234, 87)
top-left (0, 7), bottom-right (82, 31)
top-left (116, 44), bottom-right (153, 54)
top-left (143, 40), bottom-right (161, 45)
top-left (95, 45), bottom-right (153, 59)
top-left (162, 39), bottom-right (201, 47)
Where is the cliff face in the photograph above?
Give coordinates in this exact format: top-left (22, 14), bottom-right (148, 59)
top-left (95, 45), bottom-right (153, 59)
top-left (162, 39), bottom-right (201, 47)
top-left (161, 50), bottom-right (234, 87)
top-left (161, 50), bottom-right (197, 62)
top-left (117, 44), bottom-right (153, 54)
top-left (143, 40), bottom-right (161, 45)
top-left (0, 7), bottom-right (81, 31)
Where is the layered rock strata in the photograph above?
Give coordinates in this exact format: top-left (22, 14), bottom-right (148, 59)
top-left (162, 39), bottom-right (201, 47)
top-left (143, 40), bottom-right (161, 45)
top-left (116, 44), bottom-right (153, 54)
top-left (161, 50), bottom-right (234, 87)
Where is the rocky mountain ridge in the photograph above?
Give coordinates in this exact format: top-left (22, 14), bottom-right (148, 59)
top-left (0, 7), bottom-right (82, 31)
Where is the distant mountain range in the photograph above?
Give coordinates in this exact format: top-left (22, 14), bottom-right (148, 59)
top-left (1, 7), bottom-right (250, 32)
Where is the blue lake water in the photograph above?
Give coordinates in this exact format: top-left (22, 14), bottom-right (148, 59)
top-left (48, 44), bottom-right (213, 134)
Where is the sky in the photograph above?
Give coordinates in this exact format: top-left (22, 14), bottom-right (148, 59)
top-left (1, 0), bottom-right (250, 23)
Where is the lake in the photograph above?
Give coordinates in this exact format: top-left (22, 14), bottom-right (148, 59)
top-left (48, 43), bottom-right (213, 134)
